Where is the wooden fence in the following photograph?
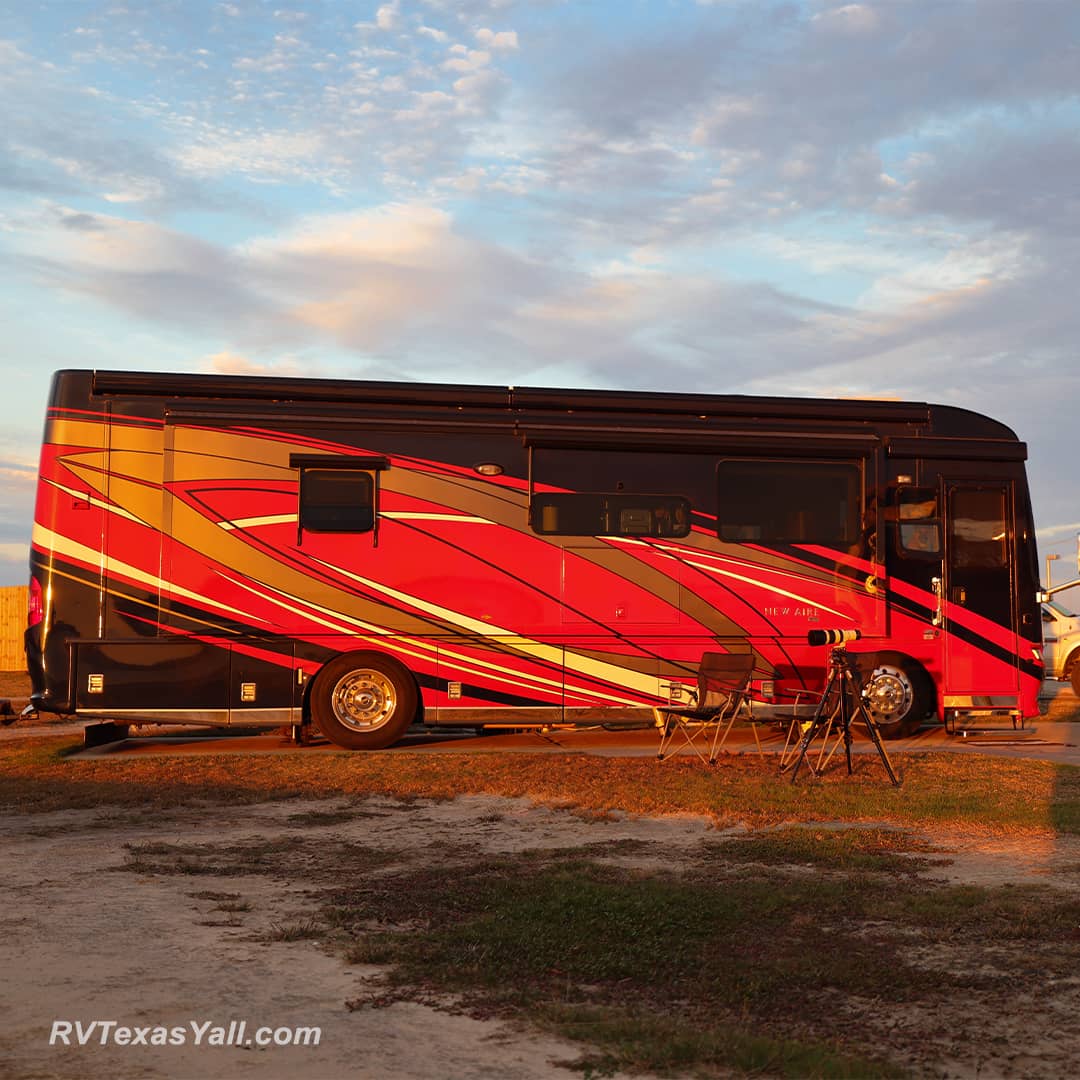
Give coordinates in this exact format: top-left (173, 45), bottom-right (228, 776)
top-left (1, 586), bottom-right (27, 671)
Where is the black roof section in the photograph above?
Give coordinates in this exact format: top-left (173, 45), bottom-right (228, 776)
top-left (78, 368), bottom-right (1019, 440)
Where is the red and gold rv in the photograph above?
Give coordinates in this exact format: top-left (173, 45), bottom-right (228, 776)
top-left (26, 370), bottom-right (1043, 749)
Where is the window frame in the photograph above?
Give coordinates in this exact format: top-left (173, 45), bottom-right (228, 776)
top-left (290, 454), bottom-right (390, 543)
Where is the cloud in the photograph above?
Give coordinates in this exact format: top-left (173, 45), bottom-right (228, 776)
top-left (234, 31), bottom-right (306, 74)
top-left (199, 351), bottom-right (312, 377)
top-left (175, 129), bottom-right (335, 185)
top-left (375, 1), bottom-right (400, 32)
top-left (10, 201), bottom-right (824, 391)
top-left (1039, 522), bottom-right (1080, 541)
top-left (13, 210), bottom-right (282, 346)
top-left (810, 3), bottom-right (882, 36)
top-left (244, 204), bottom-right (555, 353)
top-left (906, 129), bottom-right (1080, 236)
top-left (475, 28), bottom-right (518, 51)
top-left (0, 462), bottom-right (36, 487)
top-left (543, 0), bottom-right (1080, 229)
top-left (0, 38), bottom-right (225, 212)
top-left (443, 48), bottom-right (491, 74)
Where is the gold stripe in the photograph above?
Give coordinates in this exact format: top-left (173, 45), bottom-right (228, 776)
top-left (32, 523), bottom-right (264, 624)
top-left (307, 555), bottom-right (657, 700)
top-left (42, 478), bottom-right (148, 526)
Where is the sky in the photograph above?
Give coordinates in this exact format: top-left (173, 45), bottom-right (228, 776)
top-left (1, 0), bottom-right (1079, 600)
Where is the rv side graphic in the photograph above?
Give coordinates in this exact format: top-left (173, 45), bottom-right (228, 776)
top-left (26, 370), bottom-right (1043, 749)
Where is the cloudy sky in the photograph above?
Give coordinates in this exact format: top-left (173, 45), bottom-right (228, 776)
top-left (1, 0), bottom-right (1079, 597)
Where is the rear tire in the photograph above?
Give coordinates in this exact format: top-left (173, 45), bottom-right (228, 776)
top-left (859, 652), bottom-right (934, 739)
top-left (310, 652), bottom-right (418, 751)
top-left (1070, 654), bottom-right (1080, 697)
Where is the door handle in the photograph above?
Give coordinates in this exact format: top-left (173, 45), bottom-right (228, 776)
top-left (931, 576), bottom-right (944, 626)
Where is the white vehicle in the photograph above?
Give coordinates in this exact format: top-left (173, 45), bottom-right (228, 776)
top-left (1042, 600), bottom-right (1080, 693)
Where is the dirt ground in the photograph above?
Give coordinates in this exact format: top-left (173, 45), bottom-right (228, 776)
top-left (0, 795), bottom-right (704, 1080)
top-left (2, 789), bottom-right (1080, 1080)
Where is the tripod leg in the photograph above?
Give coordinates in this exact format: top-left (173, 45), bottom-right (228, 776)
top-left (788, 666), bottom-right (839, 783)
top-left (853, 693), bottom-right (901, 786)
top-left (816, 679), bottom-right (852, 774)
top-left (843, 672), bottom-right (854, 775)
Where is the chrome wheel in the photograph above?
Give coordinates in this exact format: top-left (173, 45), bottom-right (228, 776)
top-left (311, 652), bottom-right (418, 751)
top-left (331, 669), bottom-right (397, 732)
top-left (859, 651), bottom-right (934, 738)
top-left (863, 664), bottom-right (913, 725)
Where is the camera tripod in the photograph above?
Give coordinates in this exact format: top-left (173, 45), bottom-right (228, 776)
top-left (786, 645), bottom-right (901, 786)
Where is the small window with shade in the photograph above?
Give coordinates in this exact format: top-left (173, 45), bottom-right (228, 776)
top-left (291, 454), bottom-right (389, 539)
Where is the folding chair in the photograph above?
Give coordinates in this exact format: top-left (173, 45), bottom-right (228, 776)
top-left (655, 652), bottom-right (755, 763)
top-left (775, 689), bottom-right (819, 771)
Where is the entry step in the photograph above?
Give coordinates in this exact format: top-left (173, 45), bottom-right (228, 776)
top-left (945, 709), bottom-right (1025, 736)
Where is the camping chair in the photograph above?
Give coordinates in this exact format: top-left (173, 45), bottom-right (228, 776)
top-left (768, 683), bottom-right (822, 771)
top-left (655, 652), bottom-right (755, 763)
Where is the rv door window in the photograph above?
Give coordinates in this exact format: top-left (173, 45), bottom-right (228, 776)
top-left (949, 487), bottom-right (1007, 569)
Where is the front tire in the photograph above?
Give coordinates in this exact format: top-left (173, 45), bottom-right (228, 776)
top-left (310, 652), bottom-right (418, 751)
top-left (1069, 652), bottom-right (1080, 697)
top-left (859, 652), bottom-right (934, 739)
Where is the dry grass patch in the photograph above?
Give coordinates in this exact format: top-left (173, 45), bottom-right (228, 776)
top-left (120, 835), bottom-right (399, 880)
top-left (3, 735), bottom-right (1079, 838)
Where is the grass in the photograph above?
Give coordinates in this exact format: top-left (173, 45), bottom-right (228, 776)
top-left (0, 669), bottom-right (30, 702)
top-left (317, 848), bottom-right (1080, 1077)
top-left (265, 919), bottom-right (323, 942)
top-left (3, 735), bottom-right (1079, 838)
top-left (212, 899), bottom-right (252, 913)
top-left (704, 826), bottom-right (946, 873)
top-left (321, 854), bottom-right (965, 1077)
top-left (120, 836), bottom-right (398, 879)
top-left (899, 882), bottom-right (1080, 942)
top-left (122, 837), bottom-right (304, 876)
top-left (284, 808), bottom-right (368, 827)
top-left (545, 1009), bottom-right (909, 1080)
top-left (330, 859), bottom-right (930, 1006)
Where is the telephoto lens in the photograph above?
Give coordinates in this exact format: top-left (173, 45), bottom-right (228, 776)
top-left (807, 628), bottom-right (862, 647)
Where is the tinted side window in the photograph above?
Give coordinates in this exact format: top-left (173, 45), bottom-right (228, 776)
top-left (299, 468), bottom-right (375, 533)
top-left (949, 488), bottom-right (1007, 569)
top-left (530, 493), bottom-right (691, 538)
top-left (717, 460), bottom-right (861, 548)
